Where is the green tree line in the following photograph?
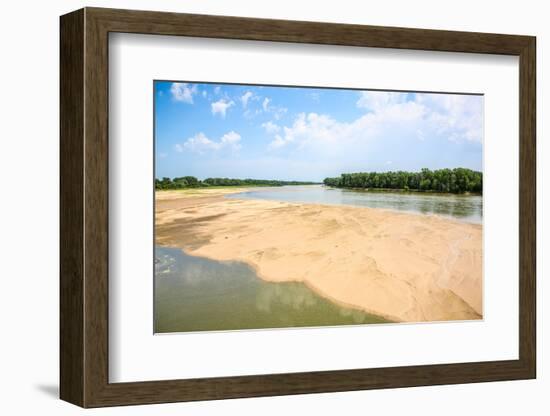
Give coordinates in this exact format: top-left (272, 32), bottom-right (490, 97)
top-left (323, 168), bottom-right (482, 194)
top-left (155, 176), bottom-right (319, 190)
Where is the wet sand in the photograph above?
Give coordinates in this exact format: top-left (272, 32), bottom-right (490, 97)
top-left (155, 189), bottom-right (482, 323)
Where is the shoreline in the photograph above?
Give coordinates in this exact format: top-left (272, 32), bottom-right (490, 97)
top-left (156, 242), bottom-right (399, 322)
top-left (155, 189), bottom-right (483, 323)
top-left (226, 186), bottom-right (482, 226)
top-left (324, 185), bottom-right (482, 197)
top-left (157, 185), bottom-right (482, 226)
top-left (228, 194), bottom-right (481, 226)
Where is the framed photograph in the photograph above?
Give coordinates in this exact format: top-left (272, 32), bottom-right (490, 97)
top-left (60, 7), bottom-right (536, 407)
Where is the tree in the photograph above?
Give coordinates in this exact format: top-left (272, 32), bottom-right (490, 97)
top-left (323, 168), bottom-right (482, 194)
top-left (156, 176), bottom-right (320, 190)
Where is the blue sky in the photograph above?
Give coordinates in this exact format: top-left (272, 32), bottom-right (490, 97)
top-left (155, 81), bottom-right (483, 182)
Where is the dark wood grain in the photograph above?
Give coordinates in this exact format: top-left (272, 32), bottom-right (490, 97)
top-left (60, 7), bottom-right (537, 408)
top-left (59, 8), bottom-right (84, 406)
top-left (518, 38), bottom-right (537, 376)
top-left (88, 7), bottom-right (532, 55)
top-left (83, 10), bottom-right (110, 406)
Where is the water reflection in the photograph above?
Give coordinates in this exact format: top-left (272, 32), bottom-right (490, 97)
top-left (155, 246), bottom-right (388, 333)
top-left (256, 283), bottom-right (315, 313)
top-left (230, 185), bottom-right (482, 224)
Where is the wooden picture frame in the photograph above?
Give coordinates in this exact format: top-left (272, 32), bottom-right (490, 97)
top-left (60, 7), bottom-right (536, 408)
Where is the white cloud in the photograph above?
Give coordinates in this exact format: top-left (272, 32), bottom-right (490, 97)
top-left (356, 91), bottom-right (407, 111)
top-left (268, 92), bottom-right (482, 151)
top-left (177, 131), bottom-right (241, 154)
top-left (170, 83), bottom-right (197, 103)
top-left (241, 91), bottom-right (254, 108)
top-left (211, 99), bottom-right (235, 118)
top-left (202, 90), bottom-right (207, 98)
top-left (269, 135), bottom-right (287, 149)
top-left (416, 94), bottom-right (483, 142)
top-left (262, 97), bottom-right (271, 111)
top-left (262, 97), bottom-right (287, 119)
top-left (261, 121), bottom-right (280, 134)
top-left (214, 86), bottom-right (221, 95)
top-left (240, 95), bottom-right (287, 120)
top-left (220, 131), bottom-right (242, 148)
top-left (180, 133), bottom-right (216, 152)
top-left (269, 112), bottom-right (347, 150)
top-left (356, 91), bottom-right (482, 143)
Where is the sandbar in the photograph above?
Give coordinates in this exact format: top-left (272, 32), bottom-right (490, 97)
top-left (155, 188), bottom-right (482, 323)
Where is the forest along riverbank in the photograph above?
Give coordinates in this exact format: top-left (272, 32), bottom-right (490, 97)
top-left (155, 188), bottom-right (482, 323)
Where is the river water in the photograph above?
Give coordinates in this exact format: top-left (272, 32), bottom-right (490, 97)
top-left (229, 185), bottom-right (482, 224)
top-left (155, 246), bottom-right (389, 333)
top-left (155, 185), bottom-right (482, 333)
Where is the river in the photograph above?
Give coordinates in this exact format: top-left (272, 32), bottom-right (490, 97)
top-left (229, 185), bottom-right (482, 224)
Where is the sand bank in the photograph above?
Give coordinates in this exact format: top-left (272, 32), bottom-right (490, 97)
top-left (155, 189), bottom-right (482, 323)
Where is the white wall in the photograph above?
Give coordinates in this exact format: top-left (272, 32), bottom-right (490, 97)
top-left (0, 0), bottom-right (546, 414)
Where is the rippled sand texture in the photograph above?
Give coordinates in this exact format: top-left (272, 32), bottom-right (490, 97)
top-left (156, 189), bottom-right (482, 323)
